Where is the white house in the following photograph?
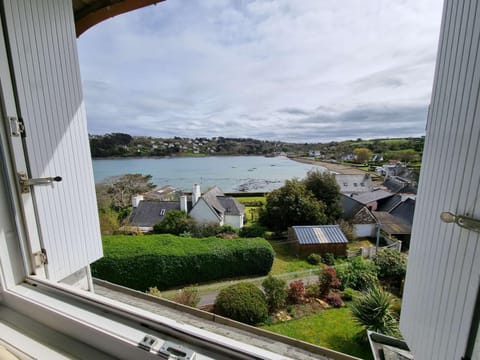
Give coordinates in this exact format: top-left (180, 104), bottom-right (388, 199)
top-left (189, 185), bottom-right (245, 229)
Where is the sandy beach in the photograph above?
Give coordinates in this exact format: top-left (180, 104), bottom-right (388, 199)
top-left (291, 157), bottom-right (368, 175)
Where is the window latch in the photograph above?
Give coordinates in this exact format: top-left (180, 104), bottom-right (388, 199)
top-left (440, 212), bottom-right (480, 233)
top-left (18, 172), bottom-right (62, 194)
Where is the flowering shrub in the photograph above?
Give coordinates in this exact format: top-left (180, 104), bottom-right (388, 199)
top-left (287, 280), bottom-right (306, 304)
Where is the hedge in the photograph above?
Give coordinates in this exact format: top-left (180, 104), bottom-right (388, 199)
top-left (91, 234), bottom-right (275, 291)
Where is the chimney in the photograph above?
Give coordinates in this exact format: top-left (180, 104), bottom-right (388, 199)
top-left (180, 195), bottom-right (188, 213)
top-left (192, 184), bottom-right (201, 205)
top-left (132, 194), bottom-right (144, 208)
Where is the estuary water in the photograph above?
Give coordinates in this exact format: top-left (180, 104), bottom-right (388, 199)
top-left (92, 156), bottom-right (326, 193)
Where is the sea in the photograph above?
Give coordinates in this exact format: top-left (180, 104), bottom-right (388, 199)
top-left (92, 156), bottom-right (326, 193)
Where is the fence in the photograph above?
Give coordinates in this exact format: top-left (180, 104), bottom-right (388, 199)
top-left (346, 240), bottom-right (402, 259)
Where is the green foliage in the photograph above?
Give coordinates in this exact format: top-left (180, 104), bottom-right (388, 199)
top-left (146, 286), bottom-right (162, 298)
top-left (262, 275), bottom-right (288, 312)
top-left (374, 249), bottom-right (407, 281)
top-left (303, 170), bottom-right (343, 221)
top-left (98, 174), bottom-right (155, 210)
top-left (337, 219), bottom-right (356, 241)
top-left (335, 257), bottom-right (378, 291)
top-left (260, 179), bottom-right (328, 232)
top-left (153, 210), bottom-right (191, 235)
top-left (341, 287), bottom-right (359, 301)
top-left (91, 235), bottom-right (275, 290)
top-left (173, 287), bottom-right (200, 307)
top-left (350, 287), bottom-right (400, 337)
top-left (215, 282), bottom-right (268, 325)
top-left (318, 266), bottom-right (341, 298)
top-left (98, 209), bottom-right (120, 235)
top-left (307, 253), bottom-right (322, 265)
top-left (353, 148), bottom-right (373, 163)
top-left (321, 253), bottom-right (335, 266)
top-left (240, 224), bottom-right (266, 238)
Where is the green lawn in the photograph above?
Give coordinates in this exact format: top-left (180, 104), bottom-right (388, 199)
top-left (262, 306), bottom-right (373, 360)
top-left (268, 241), bottom-right (317, 275)
top-left (234, 196), bottom-right (266, 204)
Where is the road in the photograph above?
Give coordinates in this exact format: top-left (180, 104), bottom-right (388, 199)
top-left (196, 272), bottom-right (319, 307)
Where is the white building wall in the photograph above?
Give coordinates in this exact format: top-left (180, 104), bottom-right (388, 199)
top-left (189, 199), bottom-right (222, 225)
top-left (353, 224), bottom-right (375, 238)
top-left (224, 214), bottom-right (244, 229)
top-left (2, 0), bottom-right (102, 282)
top-left (400, 1), bottom-right (480, 359)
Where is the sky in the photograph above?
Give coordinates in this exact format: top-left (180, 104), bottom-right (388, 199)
top-left (77, 0), bottom-right (444, 143)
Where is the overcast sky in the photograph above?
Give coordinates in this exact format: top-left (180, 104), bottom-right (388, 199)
top-left (77, 0), bottom-right (443, 143)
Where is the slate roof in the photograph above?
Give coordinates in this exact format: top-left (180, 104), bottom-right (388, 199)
top-left (129, 201), bottom-right (184, 227)
top-left (372, 211), bottom-right (412, 234)
top-left (292, 225), bottom-right (348, 245)
top-left (335, 174), bottom-right (374, 193)
top-left (383, 176), bottom-right (417, 194)
top-left (376, 194), bottom-right (403, 212)
top-left (340, 194), bottom-right (364, 220)
top-left (390, 198), bottom-right (416, 225)
top-left (352, 190), bottom-right (395, 205)
top-left (201, 186), bottom-right (245, 216)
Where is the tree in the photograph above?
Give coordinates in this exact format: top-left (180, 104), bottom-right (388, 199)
top-left (350, 286), bottom-right (399, 337)
top-left (102, 174), bottom-right (155, 210)
top-left (153, 210), bottom-right (191, 235)
top-left (303, 170), bottom-right (343, 221)
top-left (260, 179), bottom-right (328, 232)
top-left (353, 148), bottom-right (372, 163)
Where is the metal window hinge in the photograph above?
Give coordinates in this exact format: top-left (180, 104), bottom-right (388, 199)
top-left (440, 212), bottom-right (480, 233)
top-left (18, 171), bottom-right (62, 194)
top-left (9, 116), bottom-right (26, 137)
top-left (33, 248), bottom-right (48, 267)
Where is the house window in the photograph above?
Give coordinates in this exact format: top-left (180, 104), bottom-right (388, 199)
top-left (353, 183), bottom-right (358, 187)
top-left (360, 183), bottom-right (365, 187)
top-left (343, 182), bottom-right (348, 186)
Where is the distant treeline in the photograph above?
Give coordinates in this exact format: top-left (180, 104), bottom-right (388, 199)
top-left (89, 132), bottom-right (424, 160)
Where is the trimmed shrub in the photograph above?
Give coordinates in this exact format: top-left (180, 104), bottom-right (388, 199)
top-left (240, 224), bottom-right (266, 238)
top-left (335, 256), bottom-right (378, 291)
top-left (262, 275), bottom-right (287, 312)
top-left (307, 253), bottom-right (322, 265)
top-left (173, 287), bottom-right (200, 307)
top-left (287, 280), bottom-right (306, 304)
top-left (321, 252), bottom-right (335, 266)
top-left (374, 249), bottom-right (407, 281)
top-left (215, 282), bottom-right (268, 325)
top-left (318, 266), bottom-right (341, 298)
top-left (350, 286), bottom-right (399, 337)
top-left (326, 292), bottom-right (344, 308)
top-left (91, 235), bottom-right (275, 290)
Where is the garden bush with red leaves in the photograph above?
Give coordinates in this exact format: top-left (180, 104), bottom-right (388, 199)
top-left (287, 280), bottom-right (306, 304)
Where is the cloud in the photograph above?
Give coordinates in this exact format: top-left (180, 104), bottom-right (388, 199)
top-left (78, 0), bottom-right (442, 142)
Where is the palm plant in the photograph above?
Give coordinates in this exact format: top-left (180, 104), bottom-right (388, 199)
top-left (350, 286), bottom-right (400, 337)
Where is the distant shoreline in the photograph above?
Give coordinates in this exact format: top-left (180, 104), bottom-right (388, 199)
top-left (290, 157), bottom-right (367, 175)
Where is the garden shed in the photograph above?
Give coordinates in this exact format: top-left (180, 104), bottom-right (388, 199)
top-left (288, 225), bottom-right (348, 256)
